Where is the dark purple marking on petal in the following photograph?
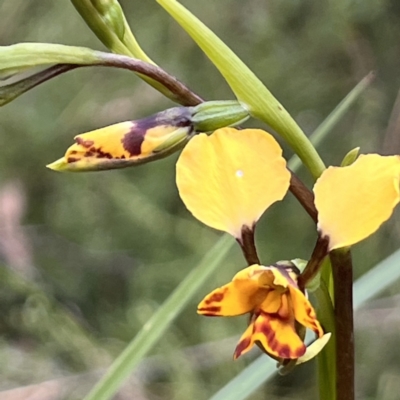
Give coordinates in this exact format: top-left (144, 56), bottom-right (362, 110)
top-left (198, 306), bottom-right (221, 315)
top-left (122, 124), bottom-right (146, 156)
top-left (75, 137), bottom-right (94, 148)
top-left (234, 335), bottom-right (252, 359)
top-left (122, 107), bottom-right (194, 156)
top-left (205, 292), bottom-right (225, 305)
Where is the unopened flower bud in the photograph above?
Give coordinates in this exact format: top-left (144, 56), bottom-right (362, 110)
top-left (47, 107), bottom-right (194, 172)
top-left (91, 0), bottom-right (125, 40)
top-left (47, 101), bottom-right (249, 172)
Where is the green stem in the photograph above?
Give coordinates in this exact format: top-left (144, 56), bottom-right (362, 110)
top-left (70, 0), bottom-right (190, 102)
top-left (314, 278), bottom-right (336, 400)
top-left (330, 248), bottom-right (354, 400)
top-left (157, 0), bottom-right (326, 179)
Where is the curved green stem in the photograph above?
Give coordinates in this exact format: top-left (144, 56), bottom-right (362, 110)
top-left (157, 0), bottom-right (326, 179)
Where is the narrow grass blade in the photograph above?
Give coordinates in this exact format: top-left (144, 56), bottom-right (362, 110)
top-left (287, 72), bottom-right (375, 171)
top-left (83, 234), bottom-right (234, 400)
top-left (0, 43), bottom-right (101, 73)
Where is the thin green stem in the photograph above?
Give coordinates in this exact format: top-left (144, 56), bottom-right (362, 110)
top-left (315, 277), bottom-right (336, 400)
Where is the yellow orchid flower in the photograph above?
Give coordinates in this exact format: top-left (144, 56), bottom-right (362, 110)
top-left (198, 264), bottom-right (324, 360)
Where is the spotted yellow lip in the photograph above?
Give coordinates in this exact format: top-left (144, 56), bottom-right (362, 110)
top-left (197, 264), bottom-right (324, 360)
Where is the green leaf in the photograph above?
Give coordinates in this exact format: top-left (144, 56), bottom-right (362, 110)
top-left (0, 43), bottom-right (102, 74)
top-left (0, 64), bottom-right (75, 107)
top-left (83, 234), bottom-right (234, 400)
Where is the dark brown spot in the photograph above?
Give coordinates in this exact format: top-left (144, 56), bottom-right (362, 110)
top-left (198, 306), bottom-right (221, 314)
top-left (205, 292), bottom-right (225, 305)
top-left (67, 157), bottom-right (79, 163)
top-left (90, 147), bottom-right (113, 159)
top-left (70, 150), bottom-right (77, 155)
top-left (84, 151), bottom-right (94, 157)
top-left (76, 137), bottom-right (94, 148)
top-left (121, 125), bottom-right (146, 156)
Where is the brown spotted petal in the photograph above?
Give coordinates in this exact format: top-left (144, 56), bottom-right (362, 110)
top-left (47, 107), bottom-right (194, 172)
top-left (234, 311), bottom-right (306, 359)
top-left (197, 279), bottom-right (267, 317)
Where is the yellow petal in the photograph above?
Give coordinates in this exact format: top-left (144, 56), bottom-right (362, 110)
top-left (197, 266), bottom-right (268, 316)
top-left (259, 289), bottom-right (282, 313)
top-left (176, 128), bottom-right (290, 238)
top-left (257, 265), bottom-right (298, 290)
top-left (288, 286), bottom-right (324, 337)
top-left (314, 154), bottom-right (400, 250)
top-left (234, 312), bottom-right (306, 359)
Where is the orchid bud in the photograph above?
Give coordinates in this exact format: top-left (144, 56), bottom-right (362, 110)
top-left (47, 100), bottom-right (249, 172)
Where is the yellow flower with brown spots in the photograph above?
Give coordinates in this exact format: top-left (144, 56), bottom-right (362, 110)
top-left (198, 264), bottom-right (324, 360)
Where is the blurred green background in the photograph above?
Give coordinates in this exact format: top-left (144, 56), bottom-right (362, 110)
top-left (1, 0), bottom-right (400, 399)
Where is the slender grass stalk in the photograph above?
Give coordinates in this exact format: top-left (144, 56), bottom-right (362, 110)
top-left (83, 234), bottom-right (234, 400)
top-left (287, 72), bottom-right (375, 171)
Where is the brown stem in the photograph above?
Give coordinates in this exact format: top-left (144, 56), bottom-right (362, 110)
top-left (330, 249), bottom-right (354, 400)
top-left (98, 53), bottom-right (203, 106)
top-left (288, 170), bottom-right (318, 223)
top-left (2, 54), bottom-right (203, 108)
top-left (298, 235), bottom-right (329, 289)
top-left (236, 225), bottom-right (260, 265)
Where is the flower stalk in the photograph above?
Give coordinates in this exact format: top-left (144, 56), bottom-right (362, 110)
top-left (330, 248), bottom-right (354, 400)
top-left (237, 226), bottom-right (260, 265)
